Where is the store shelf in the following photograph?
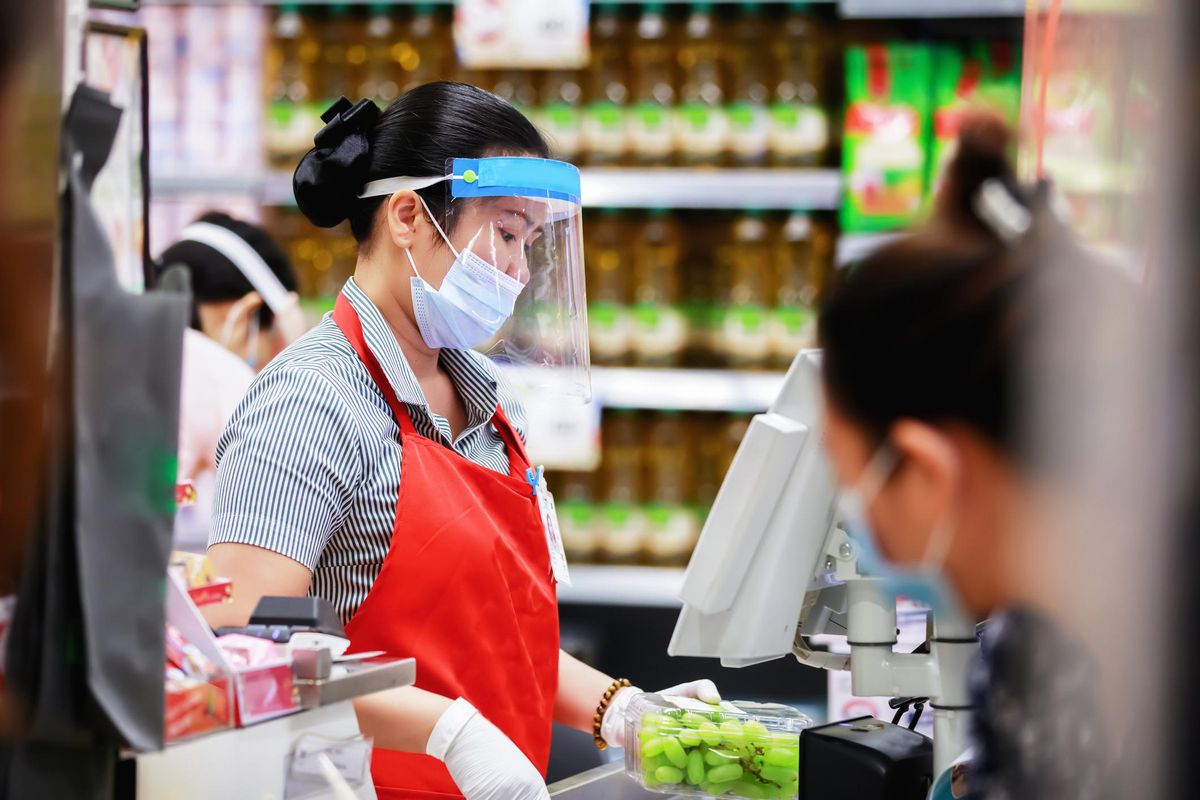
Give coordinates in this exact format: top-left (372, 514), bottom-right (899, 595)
top-left (557, 565), bottom-right (685, 608)
top-left (151, 168), bottom-right (842, 211)
top-left (838, 0), bottom-right (1027, 16)
top-left (152, 171), bottom-right (277, 197)
top-left (581, 168), bottom-right (841, 211)
top-left (591, 367), bottom-right (784, 412)
top-left (835, 231), bottom-right (905, 266)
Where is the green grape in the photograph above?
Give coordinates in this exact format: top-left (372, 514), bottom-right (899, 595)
top-left (687, 749), bottom-right (706, 785)
top-left (704, 747), bottom-right (739, 766)
top-left (699, 721), bottom-right (724, 746)
top-left (641, 737), bottom-right (665, 759)
top-left (661, 737), bottom-right (688, 769)
top-left (763, 747), bottom-right (799, 768)
top-left (643, 713), bottom-right (671, 729)
top-left (679, 728), bottom-right (702, 747)
top-left (730, 779), bottom-right (769, 799)
top-left (743, 720), bottom-right (768, 737)
top-left (654, 765), bottom-right (684, 785)
top-left (707, 763), bottom-right (745, 784)
top-left (719, 720), bottom-right (746, 745)
top-left (682, 712), bottom-right (709, 728)
top-left (643, 754), bottom-right (669, 772)
top-left (760, 765), bottom-right (797, 786)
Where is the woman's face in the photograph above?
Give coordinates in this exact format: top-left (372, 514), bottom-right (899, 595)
top-left (409, 196), bottom-right (548, 289)
top-left (198, 295), bottom-right (277, 369)
top-left (821, 387), bottom-right (1018, 617)
top-left (823, 394), bottom-right (948, 568)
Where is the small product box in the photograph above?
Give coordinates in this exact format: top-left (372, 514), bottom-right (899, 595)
top-left (624, 693), bottom-right (812, 799)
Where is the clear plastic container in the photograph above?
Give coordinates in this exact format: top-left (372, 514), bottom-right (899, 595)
top-left (624, 693), bottom-right (812, 799)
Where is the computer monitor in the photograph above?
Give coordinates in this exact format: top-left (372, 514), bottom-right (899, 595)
top-left (668, 351), bottom-right (842, 667)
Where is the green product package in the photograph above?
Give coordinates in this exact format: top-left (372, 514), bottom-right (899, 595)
top-left (928, 41), bottom-right (1023, 201)
top-left (841, 44), bottom-right (934, 233)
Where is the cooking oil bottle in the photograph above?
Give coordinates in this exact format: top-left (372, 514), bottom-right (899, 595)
top-left (642, 412), bottom-right (699, 566)
top-left (674, 1), bottom-right (727, 167)
top-left (538, 68), bottom-right (584, 162)
top-left (628, 2), bottom-right (676, 167)
top-left (265, 4), bottom-right (320, 168)
top-left (597, 410), bottom-right (647, 564)
top-left (318, 4), bottom-right (362, 108)
top-left (555, 470), bottom-right (599, 564)
top-left (630, 209), bottom-right (687, 367)
top-left (727, 1), bottom-right (772, 167)
top-left (360, 3), bottom-right (401, 108)
top-left (401, 2), bottom-right (451, 94)
top-left (586, 209), bottom-right (632, 367)
top-left (769, 211), bottom-right (819, 367)
top-left (770, 1), bottom-right (829, 166)
top-left (715, 210), bottom-right (773, 370)
top-left (582, 2), bottom-right (629, 166)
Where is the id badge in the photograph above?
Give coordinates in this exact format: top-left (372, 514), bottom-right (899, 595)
top-left (528, 466), bottom-right (571, 586)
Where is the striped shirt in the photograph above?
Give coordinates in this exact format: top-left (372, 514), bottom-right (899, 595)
top-left (210, 278), bottom-right (527, 623)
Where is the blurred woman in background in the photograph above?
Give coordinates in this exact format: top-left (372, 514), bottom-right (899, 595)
top-left (157, 212), bottom-right (307, 550)
top-left (818, 115), bottom-right (1124, 799)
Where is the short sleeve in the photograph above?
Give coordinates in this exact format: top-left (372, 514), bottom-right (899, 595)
top-left (209, 365), bottom-right (363, 571)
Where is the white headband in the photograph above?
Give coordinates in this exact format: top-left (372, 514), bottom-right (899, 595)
top-left (179, 222), bottom-right (290, 314)
top-left (358, 174), bottom-right (458, 199)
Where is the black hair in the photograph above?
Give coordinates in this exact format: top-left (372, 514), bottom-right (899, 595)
top-left (293, 81), bottom-right (550, 247)
top-left (157, 211), bottom-right (299, 329)
top-left (818, 114), bottom-right (1121, 466)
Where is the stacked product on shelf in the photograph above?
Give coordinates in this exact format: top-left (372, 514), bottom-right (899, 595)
top-left (262, 1), bottom-right (833, 170)
top-left (583, 208), bottom-right (835, 371)
top-left (841, 39), bottom-right (1023, 234)
top-left (143, 4), bottom-right (266, 253)
top-left (550, 409), bottom-right (753, 568)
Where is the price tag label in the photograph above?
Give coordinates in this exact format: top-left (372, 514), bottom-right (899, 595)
top-left (454, 0), bottom-right (590, 69)
top-left (505, 367), bottom-right (601, 471)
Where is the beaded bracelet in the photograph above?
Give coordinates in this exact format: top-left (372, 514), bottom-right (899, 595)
top-left (592, 678), bottom-right (633, 750)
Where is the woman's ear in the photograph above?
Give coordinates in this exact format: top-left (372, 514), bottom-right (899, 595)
top-left (889, 418), bottom-right (963, 529)
top-left (384, 190), bottom-right (422, 251)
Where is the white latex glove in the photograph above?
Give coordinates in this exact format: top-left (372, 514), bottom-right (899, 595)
top-left (600, 679), bottom-right (722, 750)
top-left (427, 698), bottom-right (550, 800)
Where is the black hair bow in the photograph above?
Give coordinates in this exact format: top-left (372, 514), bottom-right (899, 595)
top-left (293, 97), bottom-right (382, 228)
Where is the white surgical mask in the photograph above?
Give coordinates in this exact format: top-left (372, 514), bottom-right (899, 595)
top-left (837, 443), bottom-right (964, 618)
top-left (405, 196), bottom-right (525, 350)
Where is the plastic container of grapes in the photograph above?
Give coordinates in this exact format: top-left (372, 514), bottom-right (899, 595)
top-left (624, 693), bottom-right (812, 799)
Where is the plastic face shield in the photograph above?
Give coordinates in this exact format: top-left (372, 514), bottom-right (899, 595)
top-left (360, 157), bottom-right (591, 400)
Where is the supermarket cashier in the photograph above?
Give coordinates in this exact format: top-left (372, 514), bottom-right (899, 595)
top-left (205, 82), bottom-right (719, 800)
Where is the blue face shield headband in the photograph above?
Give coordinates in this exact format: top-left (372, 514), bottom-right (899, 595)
top-left (358, 157), bottom-right (591, 399)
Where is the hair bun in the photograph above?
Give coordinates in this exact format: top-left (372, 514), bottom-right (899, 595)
top-left (293, 97), bottom-right (381, 228)
top-left (935, 110), bottom-right (1022, 235)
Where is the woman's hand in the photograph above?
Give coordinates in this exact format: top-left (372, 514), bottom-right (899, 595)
top-left (430, 699), bottom-right (550, 800)
top-left (600, 679), bottom-right (722, 750)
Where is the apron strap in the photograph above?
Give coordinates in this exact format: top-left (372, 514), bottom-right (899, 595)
top-left (335, 294), bottom-right (534, 477)
top-left (491, 405), bottom-right (533, 479)
top-left (333, 294), bottom-right (418, 436)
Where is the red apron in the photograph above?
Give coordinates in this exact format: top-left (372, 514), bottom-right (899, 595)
top-left (333, 296), bottom-right (560, 799)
